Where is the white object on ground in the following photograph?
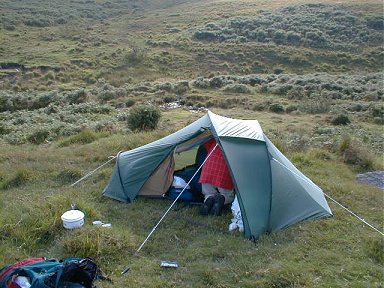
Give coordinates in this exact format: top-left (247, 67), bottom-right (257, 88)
top-left (228, 196), bottom-right (244, 232)
top-left (61, 209), bottom-right (85, 229)
top-left (92, 220), bottom-right (103, 225)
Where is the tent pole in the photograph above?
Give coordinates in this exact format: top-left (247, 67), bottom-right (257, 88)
top-left (132, 143), bottom-right (219, 257)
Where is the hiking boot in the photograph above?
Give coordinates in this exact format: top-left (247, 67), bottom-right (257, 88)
top-left (200, 196), bottom-right (215, 216)
top-left (211, 194), bottom-right (225, 216)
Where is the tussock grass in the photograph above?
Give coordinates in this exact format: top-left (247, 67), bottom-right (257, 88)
top-left (57, 129), bottom-right (108, 147)
top-left (0, 168), bottom-right (34, 190)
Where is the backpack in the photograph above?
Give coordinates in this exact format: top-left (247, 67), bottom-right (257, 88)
top-left (0, 257), bottom-right (98, 288)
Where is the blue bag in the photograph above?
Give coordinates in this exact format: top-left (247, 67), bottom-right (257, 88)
top-left (0, 257), bottom-right (98, 288)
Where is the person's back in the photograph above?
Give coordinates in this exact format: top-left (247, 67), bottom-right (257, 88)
top-left (199, 139), bottom-right (234, 216)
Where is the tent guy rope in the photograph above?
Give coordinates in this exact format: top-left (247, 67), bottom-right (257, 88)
top-left (130, 143), bottom-right (219, 259)
top-left (70, 153), bottom-right (121, 187)
top-left (323, 193), bottom-right (384, 236)
top-left (271, 157), bottom-right (384, 237)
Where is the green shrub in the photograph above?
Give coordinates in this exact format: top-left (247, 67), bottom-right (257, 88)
top-left (127, 105), bottom-right (161, 132)
top-left (194, 31), bottom-right (217, 41)
top-left (269, 103), bottom-right (285, 113)
top-left (123, 48), bottom-right (145, 66)
top-left (0, 123), bottom-right (10, 135)
top-left (27, 129), bottom-right (50, 144)
top-left (58, 129), bottom-right (99, 147)
top-left (222, 84), bottom-right (251, 94)
top-left (65, 89), bottom-right (88, 104)
top-left (285, 104), bottom-right (298, 113)
top-left (94, 121), bottom-right (117, 133)
top-left (125, 99), bottom-right (136, 107)
top-left (155, 82), bottom-right (173, 92)
top-left (373, 117), bottom-right (384, 124)
top-left (210, 76), bottom-right (225, 88)
top-left (162, 95), bottom-right (176, 103)
top-left (3, 23), bottom-right (16, 31)
top-left (98, 90), bottom-right (117, 102)
top-left (298, 99), bottom-right (330, 114)
top-left (252, 103), bottom-right (266, 111)
top-left (174, 81), bottom-right (190, 95)
top-left (43, 71), bottom-right (55, 80)
top-left (366, 15), bottom-right (384, 30)
top-left (193, 4), bottom-right (383, 51)
top-left (331, 114), bottom-right (351, 125)
top-left (24, 18), bottom-right (52, 27)
top-left (338, 135), bottom-right (375, 171)
top-left (192, 78), bottom-right (210, 89)
top-left (68, 103), bottom-right (112, 114)
top-left (371, 104), bottom-right (383, 122)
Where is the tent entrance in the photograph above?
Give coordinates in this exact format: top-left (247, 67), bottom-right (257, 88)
top-left (137, 130), bottom-right (212, 197)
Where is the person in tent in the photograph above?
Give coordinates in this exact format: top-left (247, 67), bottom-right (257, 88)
top-left (199, 138), bottom-right (234, 216)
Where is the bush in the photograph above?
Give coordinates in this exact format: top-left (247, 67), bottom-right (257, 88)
top-left (162, 95), bottom-right (176, 103)
top-left (98, 90), bottom-right (117, 102)
top-left (194, 31), bottom-right (217, 41)
top-left (173, 81), bottom-right (189, 95)
top-left (269, 103), bottom-right (285, 113)
top-left (192, 78), bottom-right (210, 89)
top-left (298, 99), bottom-right (330, 114)
top-left (285, 104), bottom-right (298, 113)
top-left (210, 76), bottom-right (225, 88)
top-left (155, 82), bottom-right (173, 92)
top-left (65, 89), bottom-right (88, 104)
top-left (27, 129), bottom-right (50, 144)
top-left (222, 84), bottom-right (251, 94)
top-left (338, 135), bottom-right (375, 171)
top-left (58, 129), bottom-right (99, 147)
top-left (127, 105), bottom-right (161, 132)
top-left (331, 114), bottom-right (351, 125)
top-left (125, 99), bottom-right (136, 107)
top-left (192, 4), bottom-right (383, 51)
top-left (0, 123), bottom-right (10, 135)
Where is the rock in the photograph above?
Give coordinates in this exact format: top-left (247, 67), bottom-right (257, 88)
top-left (356, 171), bottom-right (384, 190)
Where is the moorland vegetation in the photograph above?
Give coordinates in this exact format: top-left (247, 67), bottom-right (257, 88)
top-left (0, 0), bottom-right (383, 287)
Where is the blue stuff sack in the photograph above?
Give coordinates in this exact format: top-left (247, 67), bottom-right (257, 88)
top-left (167, 186), bottom-right (196, 202)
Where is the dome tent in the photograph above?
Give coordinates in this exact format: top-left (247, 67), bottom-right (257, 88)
top-left (103, 111), bottom-right (332, 239)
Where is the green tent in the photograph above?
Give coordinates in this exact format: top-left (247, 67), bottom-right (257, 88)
top-left (103, 111), bottom-right (332, 239)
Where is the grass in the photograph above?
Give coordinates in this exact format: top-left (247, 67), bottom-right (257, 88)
top-left (0, 110), bottom-right (382, 287)
top-left (0, 0), bottom-right (383, 286)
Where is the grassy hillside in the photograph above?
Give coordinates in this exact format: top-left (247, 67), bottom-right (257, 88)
top-left (0, 0), bottom-right (383, 287)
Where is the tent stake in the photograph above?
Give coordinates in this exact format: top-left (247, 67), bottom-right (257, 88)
top-left (132, 143), bottom-right (219, 257)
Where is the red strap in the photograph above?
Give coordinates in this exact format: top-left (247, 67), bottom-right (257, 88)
top-left (0, 258), bottom-right (45, 281)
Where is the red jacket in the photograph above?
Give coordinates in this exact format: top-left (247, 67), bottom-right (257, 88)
top-left (199, 139), bottom-right (234, 190)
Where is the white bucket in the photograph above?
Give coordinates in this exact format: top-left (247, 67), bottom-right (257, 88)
top-left (61, 209), bottom-right (85, 229)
